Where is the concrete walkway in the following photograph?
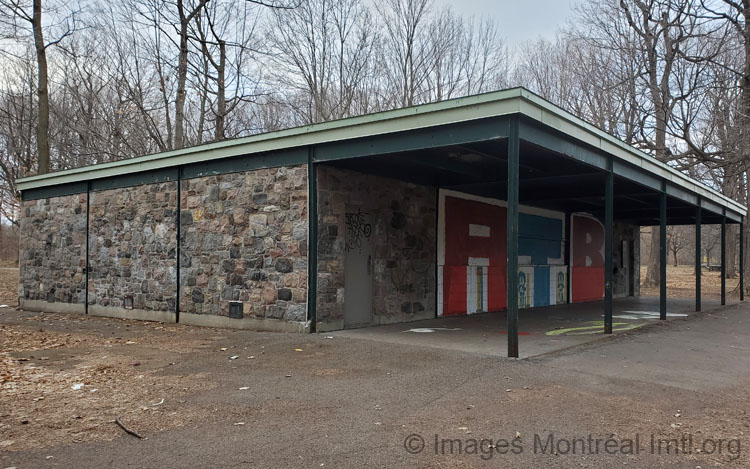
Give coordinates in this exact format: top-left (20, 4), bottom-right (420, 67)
top-left (332, 296), bottom-right (735, 358)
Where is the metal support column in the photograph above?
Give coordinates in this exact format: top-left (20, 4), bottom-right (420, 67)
top-left (175, 168), bottom-right (182, 323)
top-left (721, 213), bottom-right (726, 306)
top-left (604, 160), bottom-right (613, 334)
top-left (741, 218), bottom-right (745, 302)
top-left (507, 117), bottom-right (520, 358)
top-left (85, 182), bottom-right (91, 314)
top-left (307, 148), bottom-right (318, 333)
top-left (695, 204), bottom-right (701, 312)
top-left (659, 188), bottom-right (667, 320)
top-left (564, 212), bottom-right (571, 304)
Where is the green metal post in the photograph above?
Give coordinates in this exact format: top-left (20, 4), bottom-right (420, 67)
top-left (307, 148), bottom-right (318, 332)
top-left (507, 117), bottom-right (520, 358)
top-left (175, 168), bottom-right (181, 322)
top-left (695, 204), bottom-right (701, 312)
top-left (660, 188), bottom-right (667, 320)
top-left (604, 161), bottom-right (613, 334)
top-left (721, 214), bottom-right (726, 306)
top-left (85, 182), bottom-right (90, 314)
top-left (741, 219), bottom-right (744, 302)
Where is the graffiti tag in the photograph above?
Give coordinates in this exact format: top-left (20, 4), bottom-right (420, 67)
top-left (345, 210), bottom-right (372, 252)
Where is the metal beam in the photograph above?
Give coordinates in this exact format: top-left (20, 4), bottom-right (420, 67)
top-left (182, 148), bottom-right (307, 180)
top-left (696, 204), bottom-right (701, 312)
top-left (507, 117), bottom-right (520, 358)
top-left (604, 159), bottom-right (614, 334)
top-left (721, 214), bottom-right (726, 306)
top-left (395, 152), bottom-right (498, 180)
top-left (518, 119), bottom-right (608, 170)
top-left (21, 181), bottom-right (87, 201)
top-left (612, 160), bottom-right (661, 191)
top-left (307, 149), bottom-right (318, 332)
top-left (90, 167), bottom-right (178, 192)
top-left (660, 187), bottom-right (667, 320)
top-left (315, 117), bottom-right (510, 162)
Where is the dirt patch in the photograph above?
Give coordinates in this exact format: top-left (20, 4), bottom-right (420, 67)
top-left (0, 268), bottom-right (18, 307)
top-left (640, 264), bottom-right (740, 300)
top-left (0, 318), bottom-right (222, 451)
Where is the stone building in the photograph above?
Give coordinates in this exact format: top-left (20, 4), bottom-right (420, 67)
top-left (17, 88), bottom-right (746, 356)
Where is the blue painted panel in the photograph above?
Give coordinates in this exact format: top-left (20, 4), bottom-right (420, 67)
top-left (519, 213), bottom-right (563, 264)
top-left (534, 266), bottom-right (550, 307)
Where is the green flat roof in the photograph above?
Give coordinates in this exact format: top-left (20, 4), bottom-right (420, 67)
top-left (16, 87), bottom-right (746, 217)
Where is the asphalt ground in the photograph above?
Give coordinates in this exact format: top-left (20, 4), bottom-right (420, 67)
top-left (1, 301), bottom-right (749, 468)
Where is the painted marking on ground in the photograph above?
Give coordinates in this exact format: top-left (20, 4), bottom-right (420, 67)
top-left (546, 321), bottom-right (641, 336)
top-left (403, 328), bottom-right (463, 333)
top-left (613, 311), bottom-right (689, 320)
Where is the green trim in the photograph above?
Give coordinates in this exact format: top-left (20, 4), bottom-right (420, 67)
top-left (725, 210), bottom-right (742, 223)
top-left (700, 198), bottom-right (723, 217)
top-left (519, 118), bottom-right (608, 170)
top-left (612, 160), bottom-right (661, 191)
top-left (16, 87), bottom-right (746, 219)
top-left (314, 117), bottom-right (509, 161)
top-left (665, 183), bottom-right (698, 206)
top-left (18, 89), bottom-right (524, 190)
top-left (182, 148), bottom-right (307, 179)
top-left (90, 167), bottom-right (179, 192)
top-left (22, 181), bottom-right (87, 201)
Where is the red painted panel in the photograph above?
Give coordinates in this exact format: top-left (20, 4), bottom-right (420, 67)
top-left (443, 196), bottom-right (507, 314)
top-left (571, 215), bottom-right (605, 302)
top-left (442, 265), bottom-right (467, 316)
top-left (571, 267), bottom-right (605, 302)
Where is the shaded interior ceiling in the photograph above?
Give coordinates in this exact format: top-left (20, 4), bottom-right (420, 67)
top-left (325, 138), bottom-right (730, 226)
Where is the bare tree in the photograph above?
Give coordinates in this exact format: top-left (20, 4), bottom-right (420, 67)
top-left (380, 0), bottom-right (433, 108)
top-left (0, 0), bottom-right (77, 174)
top-left (667, 225), bottom-right (688, 265)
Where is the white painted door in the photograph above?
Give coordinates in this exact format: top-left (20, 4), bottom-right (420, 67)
top-left (344, 209), bottom-right (373, 327)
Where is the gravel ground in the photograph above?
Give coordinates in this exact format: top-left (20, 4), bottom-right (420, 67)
top-left (2, 301), bottom-right (749, 468)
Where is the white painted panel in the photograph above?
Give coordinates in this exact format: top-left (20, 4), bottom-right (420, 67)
top-left (469, 224), bottom-right (490, 237)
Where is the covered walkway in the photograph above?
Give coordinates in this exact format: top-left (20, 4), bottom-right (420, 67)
top-left (331, 296), bottom-right (737, 358)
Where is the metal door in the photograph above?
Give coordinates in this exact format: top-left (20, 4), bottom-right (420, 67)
top-left (344, 209), bottom-right (373, 327)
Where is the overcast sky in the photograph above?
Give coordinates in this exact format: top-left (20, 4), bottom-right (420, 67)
top-left (434, 0), bottom-right (576, 47)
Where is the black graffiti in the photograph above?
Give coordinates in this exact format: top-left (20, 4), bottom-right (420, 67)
top-left (345, 210), bottom-right (372, 252)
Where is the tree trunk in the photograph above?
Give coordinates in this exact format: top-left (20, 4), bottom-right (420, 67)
top-left (726, 224), bottom-right (737, 278)
top-left (644, 226), bottom-right (661, 286)
top-left (32, 0), bottom-right (50, 174)
top-left (215, 40), bottom-right (226, 141)
top-left (174, 4), bottom-right (189, 150)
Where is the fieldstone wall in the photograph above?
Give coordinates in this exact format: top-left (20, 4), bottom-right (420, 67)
top-left (88, 182), bottom-right (178, 314)
top-left (316, 166), bottom-right (436, 329)
top-left (19, 194), bottom-right (87, 310)
top-left (179, 166), bottom-right (308, 323)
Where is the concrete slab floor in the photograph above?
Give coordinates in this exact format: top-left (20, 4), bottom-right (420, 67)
top-left (330, 296), bottom-right (738, 358)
